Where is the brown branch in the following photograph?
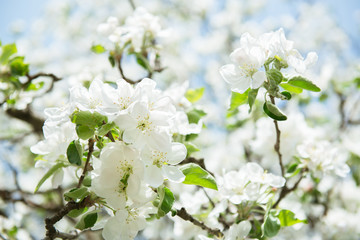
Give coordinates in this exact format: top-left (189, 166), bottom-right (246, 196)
top-left (44, 196), bottom-right (94, 240)
top-left (176, 207), bottom-right (223, 238)
top-left (105, 131), bottom-right (116, 142)
top-left (5, 108), bottom-right (44, 133)
top-left (270, 96), bottom-right (284, 176)
top-left (116, 55), bottom-right (143, 84)
top-left (273, 173), bottom-right (303, 208)
top-left (335, 91), bottom-right (346, 129)
top-left (77, 138), bottom-right (95, 188)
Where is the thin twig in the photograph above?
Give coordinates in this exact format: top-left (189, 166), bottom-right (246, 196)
top-left (273, 173), bottom-right (303, 208)
top-left (176, 207), bottom-right (223, 238)
top-left (105, 131), bottom-right (116, 142)
top-left (77, 139), bottom-right (95, 188)
top-left (128, 0), bottom-right (136, 10)
top-left (116, 55), bottom-right (142, 84)
top-left (270, 96), bottom-right (284, 176)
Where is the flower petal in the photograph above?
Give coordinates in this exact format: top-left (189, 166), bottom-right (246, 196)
top-left (162, 165), bottom-right (185, 183)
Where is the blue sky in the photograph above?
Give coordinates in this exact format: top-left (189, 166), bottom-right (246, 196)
top-left (0, 0), bottom-right (359, 51)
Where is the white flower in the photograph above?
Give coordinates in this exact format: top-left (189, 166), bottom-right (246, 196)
top-left (92, 142), bottom-right (144, 209)
top-left (141, 142), bottom-right (186, 187)
top-left (100, 79), bottom-right (139, 119)
top-left (115, 101), bottom-right (172, 149)
top-left (220, 163), bottom-right (285, 204)
top-left (297, 140), bottom-right (350, 178)
top-left (30, 120), bottom-right (77, 161)
top-left (102, 208), bottom-right (147, 240)
top-left (225, 220), bottom-right (252, 240)
top-left (220, 33), bottom-right (266, 93)
top-left (97, 16), bottom-right (119, 36)
top-left (69, 78), bottom-right (105, 112)
top-left (260, 28), bottom-right (317, 73)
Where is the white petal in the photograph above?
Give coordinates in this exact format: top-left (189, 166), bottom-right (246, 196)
top-left (144, 165), bottom-right (164, 187)
top-left (162, 165), bottom-right (185, 183)
top-left (114, 113), bottom-right (136, 130)
top-left (251, 71), bottom-right (266, 89)
top-left (304, 52), bottom-right (318, 68)
top-left (168, 142), bottom-right (187, 165)
top-left (123, 128), bottom-right (141, 145)
top-left (51, 168), bottom-right (64, 188)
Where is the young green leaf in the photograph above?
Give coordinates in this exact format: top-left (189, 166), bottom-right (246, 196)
top-left (76, 125), bottom-right (95, 140)
top-left (280, 91), bottom-right (292, 100)
top-left (157, 186), bottom-right (175, 217)
top-left (9, 57), bottom-right (29, 76)
top-left (262, 210), bottom-right (281, 238)
top-left (267, 69), bottom-right (283, 85)
top-left (67, 140), bottom-right (83, 166)
top-left (75, 211), bottom-right (98, 230)
top-left (91, 44), bottom-right (106, 54)
top-left (184, 142), bottom-right (200, 157)
top-left (25, 82), bottom-right (45, 91)
top-left (185, 87), bottom-right (205, 103)
top-left (180, 163), bottom-right (218, 190)
top-left (68, 207), bottom-right (88, 218)
top-left (280, 83), bottom-right (303, 94)
top-left (64, 187), bottom-right (89, 202)
top-left (228, 89), bottom-right (249, 112)
top-left (97, 122), bottom-right (116, 136)
top-left (287, 76), bottom-right (321, 92)
top-left (248, 88), bottom-right (259, 113)
top-left (0, 43), bottom-right (17, 64)
top-left (263, 101), bottom-right (287, 121)
top-left (71, 111), bottom-right (107, 128)
top-left (34, 162), bottom-right (66, 193)
top-left (277, 209), bottom-right (308, 227)
top-left (187, 108), bottom-right (206, 124)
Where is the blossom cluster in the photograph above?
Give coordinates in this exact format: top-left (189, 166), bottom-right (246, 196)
top-left (220, 28), bottom-right (318, 93)
top-left (98, 7), bottom-right (168, 52)
top-left (31, 77), bottom-right (201, 239)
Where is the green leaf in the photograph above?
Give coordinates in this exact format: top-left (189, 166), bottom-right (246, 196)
top-left (185, 87), bottom-right (205, 103)
top-left (248, 88), bottom-right (258, 113)
top-left (91, 44), bottom-right (106, 54)
top-left (228, 89), bottom-right (249, 112)
top-left (281, 91), bottom-right (292, 100)
top-left (157, 186), bottom-right (175, 217)
top-left (108, 55), bottom-right (115, 67)
top-left (267, 69), bottom-right (283, 85)
top-left (25, 82), bottom-right (44, 91)
top-left (263, 101), bottom-right (287, 121)
top-left (180, 163), bottom-right (218, 190)
top-left (185, 133), bottom-right (198, 141)
top-left (262, 210), bottom-right (281, 238)
top-left (9, 57), bottom-right (29, 76)
top-left (64, 187), bottom-right (89, 202)
top-left (187, 108), bottom-right (206, 124)
top-left (68, 207), bottom-right (88, 218)
top-left (277, 209), bottom-right (308, 227)
top-left (76, 125), bottom-right (94, 140)
top-left (34, 162), bottom-right (66, 193)
top-left (97, 122), bottom-right (115, 136)
top-left (75, 211), bottom-right (98, 230)
top-left (0, 43), bottom-right (17, 64)
top-left (67, 140), bottom-right (83, 166)
top-left (184, 142), bottom-right (200, 157)
top-left (280, 83), bottom-right (303, 94)
top-left (71, 111), bottom-right (107, 128)
top-left (83, 176), bottom-right (92, 187)
top-left (287, 76), bottom-right (321, 92)
top-left (135, 53), bottom-right (152, 72)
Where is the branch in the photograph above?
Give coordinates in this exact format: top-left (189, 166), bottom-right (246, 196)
top-left (176, 207), bottom-right (223, 238)
top-left (270, 96), bottom-right (284, 176)
top-left (44, 196), bottom-right (94, 240)
top-left (77, 138), bottom-right (95, 188)
top-left (5, 108), bottom-right (44, 133)
top-left (273, 173), bottom-right (303, 208)
top-left (128, 0), bottom-right (136, 10)
top-left (116, 55), bottom-right (143, 84)
top-left (335, 90), bottom-right (346, 129)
